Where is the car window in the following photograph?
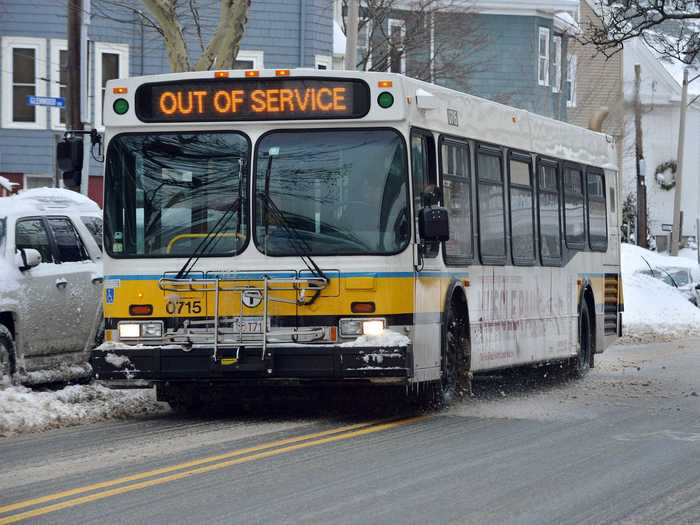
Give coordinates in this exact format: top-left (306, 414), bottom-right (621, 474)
top-left (80, 216), bottom-right (103, 250)
top-left (46, 217), bottom-right (90, 263)
top-left (15, 218), bottom-right (53, 263)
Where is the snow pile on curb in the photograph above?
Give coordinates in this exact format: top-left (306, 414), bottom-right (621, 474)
top-left (0, 384), bottom-right (168, 437)
top-left (622, 243), bottom-right (700, 342)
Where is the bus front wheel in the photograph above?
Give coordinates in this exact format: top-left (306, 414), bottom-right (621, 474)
top-left (440, 295), bottom-right (471, 403)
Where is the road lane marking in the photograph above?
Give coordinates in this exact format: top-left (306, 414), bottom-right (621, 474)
top-left (0, 420), bottom-right (376, 515)
top-left (0, 416), bottom-right (425, 525)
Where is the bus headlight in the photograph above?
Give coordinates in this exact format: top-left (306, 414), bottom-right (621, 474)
top-left (362, 320), bottom-right (385, 336)
top-left (339, 318), bottom-right (386, 337)
top-left (118, 321), bottom-right (163, 340)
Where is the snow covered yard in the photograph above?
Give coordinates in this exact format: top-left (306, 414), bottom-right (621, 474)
top-left (0, 384), bottom-right (168, 437)
top-left (621, 243), bottom-right (700, 343)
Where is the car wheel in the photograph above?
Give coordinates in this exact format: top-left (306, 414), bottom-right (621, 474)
top-left (571, 301), bottom-right (593, 378)
top-left (0, 324), bottom-right (17, 385)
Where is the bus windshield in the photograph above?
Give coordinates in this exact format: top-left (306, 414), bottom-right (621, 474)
top-left (255, 129), bottom-right (410, 256)
top-left (104, 132), bottom-right (249, 258)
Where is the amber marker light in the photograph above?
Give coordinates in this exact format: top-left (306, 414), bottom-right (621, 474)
top-left (378, 80), bottom-right (393, 88)
top-left (275, 69), bottom-right (290, 77)
top-left (214, 70), bottom-right (230, 78)
top-left (112, 86), bottom-right (128, 94)
top-left (245, 70), bottom-right (260, 77)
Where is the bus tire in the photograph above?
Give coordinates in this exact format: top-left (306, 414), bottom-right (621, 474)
top-left (161, 383), bottom-right (202, 414)
top-left (0, 324), bottom-right (17, 385)
top-left (440, 293), bottom-right (471, 404)
top-left (572, 300), bottom-right (593, 378)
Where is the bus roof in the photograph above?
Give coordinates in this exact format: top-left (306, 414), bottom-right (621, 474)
top-left (104, 69), bottom-right (618, 171)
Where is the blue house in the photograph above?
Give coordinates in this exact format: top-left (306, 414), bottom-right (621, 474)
top-left (0, 0), bottom-right (333, 205)
top-left (335, 0), bottom-right (579, 122)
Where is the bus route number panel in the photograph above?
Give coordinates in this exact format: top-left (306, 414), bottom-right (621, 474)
top-left (135, 78), bottom-right (371, 122)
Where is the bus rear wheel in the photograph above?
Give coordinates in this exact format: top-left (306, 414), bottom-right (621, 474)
top-left (572, 301), bottom-right (593, 378)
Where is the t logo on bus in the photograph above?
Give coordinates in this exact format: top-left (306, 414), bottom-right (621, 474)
top-left (242, 289), bottom-right (263, 308)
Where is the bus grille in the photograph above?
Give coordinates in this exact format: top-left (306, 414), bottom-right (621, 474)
top-left (604, 274), bottom-right (619, 335)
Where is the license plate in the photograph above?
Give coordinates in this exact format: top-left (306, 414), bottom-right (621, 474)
top-left (232, 317), bottom-right (264, 334)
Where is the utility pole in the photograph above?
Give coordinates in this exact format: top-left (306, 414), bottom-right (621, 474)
top-left (344, 0), bottom-right (359, 71)
top-left (670, 68), bottom-right (689, 256)
top-left (66, 0), bottom-right (82, 192)
top-left (633, 64), bottom-right (648, 248)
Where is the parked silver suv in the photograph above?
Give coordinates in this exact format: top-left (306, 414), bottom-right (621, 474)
top-left (0, 189), bottom-right (103, 385)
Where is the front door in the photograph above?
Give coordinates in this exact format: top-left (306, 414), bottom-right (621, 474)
top-left (410, 129), bottom-right (442, 381)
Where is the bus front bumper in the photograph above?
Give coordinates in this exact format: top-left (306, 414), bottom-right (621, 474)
top-left (91, 344), bottom-right (412, 385)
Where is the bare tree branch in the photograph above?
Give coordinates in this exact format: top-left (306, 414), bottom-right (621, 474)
top-left (189, 0), bottom-right (206, 53)
top-left (193, 0), bottom-right (250, 71)
top-left (579, 1), bottom-right (700, 64)
top-left (142, 0), bottom-right (191, 71)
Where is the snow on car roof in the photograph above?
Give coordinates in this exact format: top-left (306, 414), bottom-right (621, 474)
top-left (1, 188), bottom-right (100, 217)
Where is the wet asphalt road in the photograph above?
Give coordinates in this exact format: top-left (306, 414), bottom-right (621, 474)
top-left (1, 338), bottom-right (699, 525)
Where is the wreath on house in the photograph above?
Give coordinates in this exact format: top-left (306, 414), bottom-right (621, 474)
top-left (654, 160), bottom-right (677, 191)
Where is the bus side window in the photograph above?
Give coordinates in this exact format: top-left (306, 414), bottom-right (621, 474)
top-left (563, 165), bottom-right (585, 249)
top-left (476, 146), bottom-right (506, 264)
top-left (587, 169), bottom-right (608, 251)
top-left (509, 154), bottom-right (535, 265)
top-left (411, 130), bottom-right (438, 257)
top-left (537, 161), bottom-right (562, 264)
top-left (440, 138), bottom-right (472, 265)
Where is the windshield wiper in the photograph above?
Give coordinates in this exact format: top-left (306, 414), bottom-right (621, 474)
top-left (259, 154), bottom-right (328, 305)
top-left (175, 159), bottom-right (244, 280)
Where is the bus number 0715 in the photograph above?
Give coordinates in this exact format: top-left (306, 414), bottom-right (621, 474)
top-left (166, 300), bottom-right (202, 315)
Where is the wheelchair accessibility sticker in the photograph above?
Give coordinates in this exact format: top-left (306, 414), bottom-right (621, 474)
top-left (105, 288), bottom-right (115, 304)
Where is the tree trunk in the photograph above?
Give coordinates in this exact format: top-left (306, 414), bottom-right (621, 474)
top-left (143, 0), bottom-right (190, 72)
top-left (194, 0), bottom-right (250, 71)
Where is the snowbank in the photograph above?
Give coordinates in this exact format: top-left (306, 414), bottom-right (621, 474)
top-left (340, 330), bottom-right (410, 347)
top-left (0, 384), bottom-right (168, 437)
top-left (621, 243), bottom-right (700, 342)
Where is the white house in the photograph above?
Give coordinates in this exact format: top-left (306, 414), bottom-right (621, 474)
top-left (623, 39), bottom-right (700, 245)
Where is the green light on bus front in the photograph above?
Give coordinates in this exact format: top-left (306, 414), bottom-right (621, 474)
top-left (113, 98), bottom-right (129, 115)
top-left (377, 91), bottom-right (394, 109)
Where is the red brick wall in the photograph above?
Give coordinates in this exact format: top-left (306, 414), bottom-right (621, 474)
top-left (88, 176), bottom-right (104, 208)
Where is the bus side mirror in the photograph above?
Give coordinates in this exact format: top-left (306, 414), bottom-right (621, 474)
top-left (418, 207), bottom-right (449, 242)
top-left (57, 137), bottom-right (84, 187)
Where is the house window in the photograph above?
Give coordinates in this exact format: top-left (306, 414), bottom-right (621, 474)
top-left (552, 36), bottom-right (562, 93)
top-left (538, 27), bottom-right (550, 87)
top-left (24, 174), bottom-right (54, 190)
top-left (1, 36), bottom-right (47, 129)
top-left (357, 19), bottom-right (372, 69)
top-left (315, 55), bottom-right (332, 70)
top-left (94, 43), bottom-right (129, 129)
top-left (234, 50), bottom-right (264, 69)
top-left (566, 54), bottom-right (577, 107)
top-left (50, 39), bottom-right (68, 129)
top-left (388, 19), bottom-right (406, 74)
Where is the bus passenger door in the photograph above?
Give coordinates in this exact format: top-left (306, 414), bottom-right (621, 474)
top-left (411, 129), bottom-right (442, 381)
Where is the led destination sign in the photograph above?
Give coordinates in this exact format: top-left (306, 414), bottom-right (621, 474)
top-left (135, 78), bottom-right (371, 122)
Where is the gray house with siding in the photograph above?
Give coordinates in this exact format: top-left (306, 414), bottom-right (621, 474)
top-left (0, 0), bottom-right (333, 205)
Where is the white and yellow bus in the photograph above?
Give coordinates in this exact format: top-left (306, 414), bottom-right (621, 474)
top-left (89, 69), bottom-right (622, 409)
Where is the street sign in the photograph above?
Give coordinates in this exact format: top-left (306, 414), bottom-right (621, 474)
top-left (661, 223), bottom-right (673, 232)
top-left (26, 96), bottom-right (65, 108)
